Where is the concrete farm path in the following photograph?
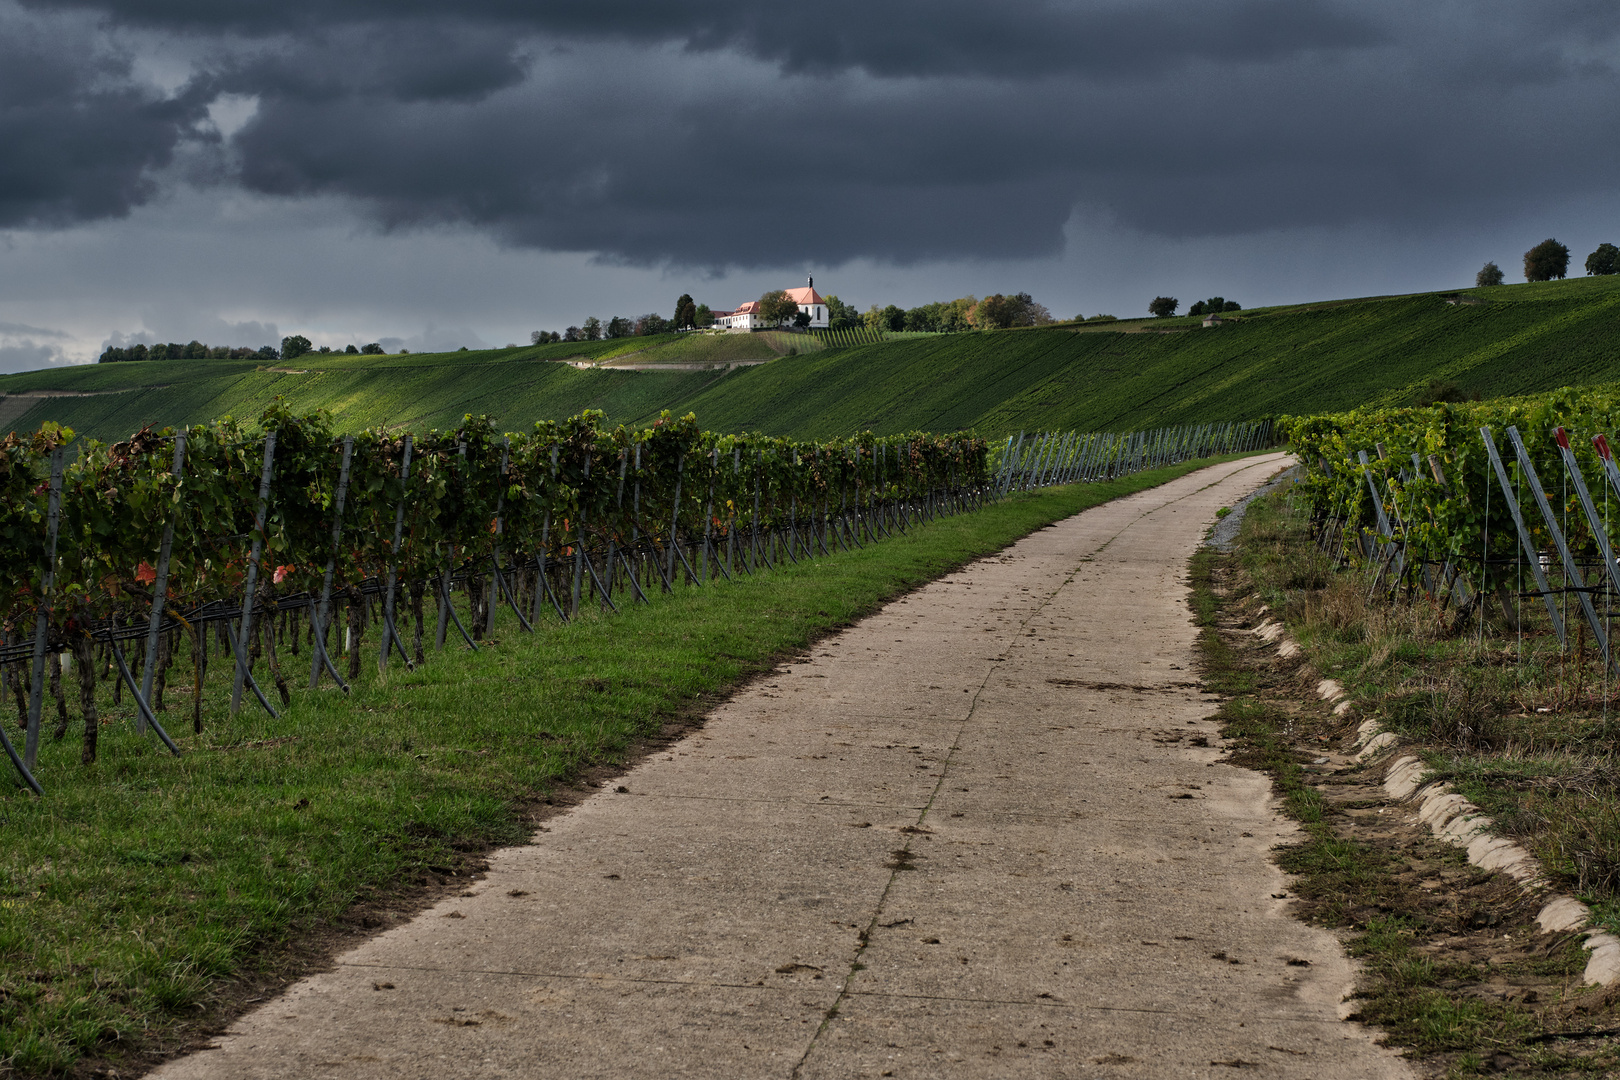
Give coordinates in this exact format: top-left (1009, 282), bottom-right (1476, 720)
top-left (152, 452), bottom-right (1411, 1080)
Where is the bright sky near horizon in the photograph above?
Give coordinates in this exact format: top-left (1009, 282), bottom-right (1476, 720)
top-left (0, 0), bottom-right (1616, 370)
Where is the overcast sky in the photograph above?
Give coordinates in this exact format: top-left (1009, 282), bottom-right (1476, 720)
top-left (0, 0), bottom-right (1616, 370)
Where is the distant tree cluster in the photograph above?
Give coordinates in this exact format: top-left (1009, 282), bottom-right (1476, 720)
top-left (971, 293), bottom-right (1054, 330)
top-left (848, 292), bottom-right (1051, 334)
top-left (1146, 295), bottom-right (1240, 319)
top-left (1187, 297), bottom-right (1242, 317)
top-left (1475, 241), bottom-right (1618, 287)
top-left (99, 339), bottom-right (281, 363)
top-left (278, 335), bottom-right (382, 358)
top-left (864, 303), bottom-right (905, 332)
top-left (539, 293), bottom-right (722, 344)
top-left (825, 295), bottom-right (861, 330)
top-left (557, 311), bottom-right (680, 342)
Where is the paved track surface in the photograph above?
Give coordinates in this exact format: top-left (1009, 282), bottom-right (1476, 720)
top-left (153, 452), bottom-right (1410, 1079)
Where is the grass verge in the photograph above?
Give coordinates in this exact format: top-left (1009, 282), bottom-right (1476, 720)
top-left (0, 454), bottom-right (1252, 1078)
top-left (1196, 493), bottom-right (1620, 1076)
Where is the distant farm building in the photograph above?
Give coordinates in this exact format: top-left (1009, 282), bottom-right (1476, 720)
top-left (718, 277), bottom-right (829, 330)
top-left (1202, 313), bottom-right (1224, 328)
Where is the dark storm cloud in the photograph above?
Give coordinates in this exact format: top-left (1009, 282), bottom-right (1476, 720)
top-left (3, 0), bottom-right (1619, 270)
top-left (219, 21), bottom-right (532, 104)
top-left (24, 0), bottom-right (1390, 80)
top-left (0, 8), bottom-right (206, 228)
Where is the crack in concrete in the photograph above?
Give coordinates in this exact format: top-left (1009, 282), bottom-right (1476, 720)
top-left (789, 455), bottom-right (1281, 1078)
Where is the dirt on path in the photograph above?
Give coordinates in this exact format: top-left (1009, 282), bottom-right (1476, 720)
top-left (150, 452), bottom-right (1410, 1079)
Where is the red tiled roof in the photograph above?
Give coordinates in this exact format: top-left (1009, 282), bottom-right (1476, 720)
top-left (782, 286), bottom-right (824, 306)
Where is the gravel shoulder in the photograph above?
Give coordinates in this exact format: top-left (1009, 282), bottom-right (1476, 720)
top-left (150, 452), bottom-right (1409, 1080)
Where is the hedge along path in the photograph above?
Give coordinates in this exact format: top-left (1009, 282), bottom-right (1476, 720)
top-left (150, 452), bottom-right (1410, 1080)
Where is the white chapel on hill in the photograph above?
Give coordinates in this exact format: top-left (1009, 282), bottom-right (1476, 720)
top-left (716, 276), bottom-right (829, 330)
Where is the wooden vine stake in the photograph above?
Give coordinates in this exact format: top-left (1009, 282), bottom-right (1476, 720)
top-left (379, 435), bottom-right (414, 673)
top-left (310, 435), bottom-right (354, 691)
top-left (138, 433), bottom-right (187, 733)
top-left (231, 431), bottom-right (278, 717)
top-left (23, 447), bottom-right (65, 774)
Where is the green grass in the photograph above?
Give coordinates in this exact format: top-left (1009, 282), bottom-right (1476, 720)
top-left (592, 332), bottom-right (817, 365)
top-left (0, 456), bottom-right (1239, 1077)
top-left (9, 275), bottom-right (1620, 444)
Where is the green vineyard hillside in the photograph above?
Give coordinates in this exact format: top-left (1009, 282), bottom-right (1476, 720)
top-left (4, 275), bottom-right (1620, 442)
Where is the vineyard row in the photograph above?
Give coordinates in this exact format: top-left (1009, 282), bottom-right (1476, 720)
top-left (0, 406), bottom-right (1269, 794)
top-left (1289, 387), bottom-right (1620, 660)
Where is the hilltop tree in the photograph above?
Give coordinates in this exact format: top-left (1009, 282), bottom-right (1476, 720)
top-left (904, 301), bottom-right (944, 332)
top-left (863, 304), bottom-right (904, 332)
top-left (1524, 238), bottom-right (1570, 282)
top-left (1476, 261), bottom-right (1505, 287)
top-left (824, 294), bottom-right (860, 331)
top-left (606, 316), bottom-right (633, 338)
top-left (281, 334), bottom-right (312, 359)
top-left (362, 342), bottom-right (385, 353)
top-left (1148, 296), bottom-right (1178, 318)
top-left (673, 293), bottom-right (697, 329)
top-left (1015, 293), bottom-right (1055, 325)
top-left (1586, 243), bottom-right (1619, 276)
top-left (1189, 296), bottom-right (1240, 318)
top-left (758, 290), bottom-right (798, 326)
top-left (581, 316), bottom-right (602, 340)
top-left (973, 294), bottom-right (1019, 329)
top-left (941, 297), bottom-right (977, 332)
top-left (694, 303), bottom-right (714, 328)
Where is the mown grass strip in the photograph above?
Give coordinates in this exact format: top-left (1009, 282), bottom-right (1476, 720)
top-left (0, 454), bottom-right (1253, 1077)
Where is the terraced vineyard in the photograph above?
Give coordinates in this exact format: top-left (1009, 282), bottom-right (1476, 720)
top-left (5, 275), bottom-right (1620, 443)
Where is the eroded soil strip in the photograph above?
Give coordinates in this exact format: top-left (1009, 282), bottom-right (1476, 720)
top-left (152, 452), bottom-right (1405, 1079)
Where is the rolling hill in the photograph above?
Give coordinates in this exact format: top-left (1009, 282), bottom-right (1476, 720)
top-left (4, 275), bottom-right (1620, 443)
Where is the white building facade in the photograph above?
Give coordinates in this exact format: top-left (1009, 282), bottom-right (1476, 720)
top-left (718, 277), bottom-right (829, 330)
